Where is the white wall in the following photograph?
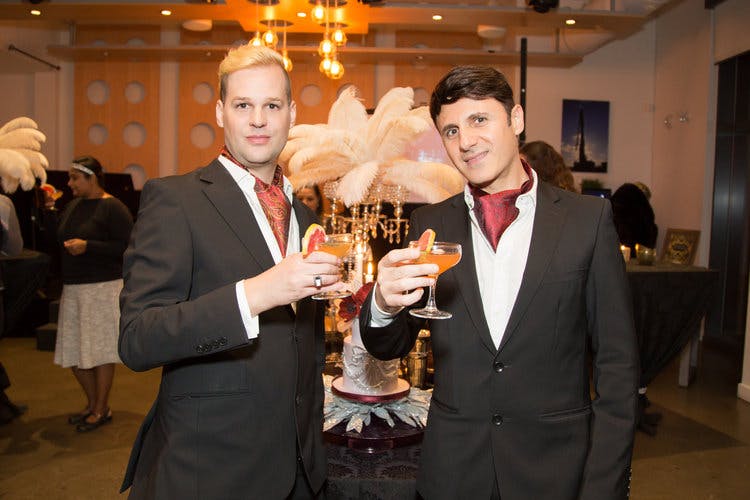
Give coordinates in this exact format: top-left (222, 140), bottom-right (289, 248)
top-left (651, 0), bottom-right (714, 263)
top-left (525, 23), bottom-right (657, 198)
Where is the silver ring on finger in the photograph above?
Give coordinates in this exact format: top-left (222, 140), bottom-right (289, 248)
top-left (313, 275), bottom-right (323, 288)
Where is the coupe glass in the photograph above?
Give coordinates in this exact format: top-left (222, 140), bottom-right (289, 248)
top-left (312, 233), bottom-right (353, 300)
top-left (407, 241), bottom-right (462, 319)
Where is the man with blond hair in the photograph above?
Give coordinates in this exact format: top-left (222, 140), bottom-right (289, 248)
top-left (119, 44), bottom-right (341, 499)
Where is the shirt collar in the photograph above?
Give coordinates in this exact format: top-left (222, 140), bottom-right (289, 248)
top-left (217, 155), bottom-right (294, 202)
top-left (463, 163), bottom-right (538, 212)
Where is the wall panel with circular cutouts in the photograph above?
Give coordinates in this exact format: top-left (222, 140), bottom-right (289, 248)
top-left (73, 25), bottom-right (161, 183)
top-left (178, 62), bottom-right (222, 174)
top-left (74, 61), bottom-right (160, 182)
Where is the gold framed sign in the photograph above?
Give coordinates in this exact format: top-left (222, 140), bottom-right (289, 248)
top-left (661, 229), bottom-right (700, 265)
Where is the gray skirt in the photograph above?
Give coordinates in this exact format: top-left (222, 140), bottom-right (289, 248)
top-left (54, 279), bottom-right (123, 369)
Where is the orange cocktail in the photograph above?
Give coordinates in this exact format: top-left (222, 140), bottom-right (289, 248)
top-left (318, 239), bottom-right (352, 258)
top-left (406, 241), bottom-right (462, 319)
top-left (312, 233), bottom-right (353, 300)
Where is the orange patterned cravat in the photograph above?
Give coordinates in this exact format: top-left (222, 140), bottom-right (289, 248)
top-left (220, 147), bottom-right (291, 257)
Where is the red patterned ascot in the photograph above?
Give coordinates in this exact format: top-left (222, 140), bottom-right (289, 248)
top-left (470, 160), bottom-right (534, 252)
top-left (221, 146), bottom-right (290, 256)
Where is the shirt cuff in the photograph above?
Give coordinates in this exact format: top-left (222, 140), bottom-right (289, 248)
top-left (369, 284), bottom-right (401, 327)
top-left (236, 280), bottom-right (260, 340)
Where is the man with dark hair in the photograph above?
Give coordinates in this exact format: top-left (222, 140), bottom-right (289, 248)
top-left (360, 65), bottom-right (639, 500)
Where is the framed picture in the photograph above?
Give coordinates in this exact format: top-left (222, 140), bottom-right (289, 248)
top-left (661, 229), bottom-right (700, 265)
top-left (560, 99), bottom-right (609, 173)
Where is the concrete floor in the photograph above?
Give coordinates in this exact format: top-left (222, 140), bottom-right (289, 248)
top-left (1, 336), bottom-right (749, 499)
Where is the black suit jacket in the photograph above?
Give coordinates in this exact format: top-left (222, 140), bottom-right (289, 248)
top-left (360, 182), bottom-right (639, 500)
top-left (119, 160), bottom-right (326, 499)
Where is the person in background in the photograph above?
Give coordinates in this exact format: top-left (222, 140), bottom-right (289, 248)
top-left (295, 184), bottom-right (324, 217)
top-left (610, 182), bottom-right (658, 254)
top-left (0, 194), bottom-right (27, 425)
top-left (50, 156), bottom-right (133, 432)
top-left (520, 140), bottom-right (577, 192)
top-left (360, 65), bottom-right (639, 500)
top-left (118, 44), bottom-right (342, 498)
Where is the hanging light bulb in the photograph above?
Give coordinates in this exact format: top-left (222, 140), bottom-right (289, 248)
top-left (329, 57), bottom-right (344, 79)
top-left (331, 27), bottom-right (347, 46)
top-left (250, 32), bottom-right (263, 46)
top-left (319, 56), bottom-right (332, 74)
top-left (281, 25), bottom-right (292, 72)
top-left (311, 2), bottom-right (325, 22)
top-left (318, 36), bottom-right (335, 57)
top-left (262, 28), bottom-right (278, 48)
top-left (282, 49), bottom-right (293, 72)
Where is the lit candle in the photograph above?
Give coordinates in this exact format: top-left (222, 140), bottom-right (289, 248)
top-left (620, 245), bottom-right (631, 262)
top-left (365, 261), bottom-right (374, 283)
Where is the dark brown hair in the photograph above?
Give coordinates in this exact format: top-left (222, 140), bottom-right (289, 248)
top-left (430, 66), bottom-right (515, 125)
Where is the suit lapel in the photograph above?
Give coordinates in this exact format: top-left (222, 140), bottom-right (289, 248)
top-left (499, 183), bottom-right (565, 351)
top-left (199, 160), bottom-right (276, 272)
top-left (441, 195), bottom-right (496, 355)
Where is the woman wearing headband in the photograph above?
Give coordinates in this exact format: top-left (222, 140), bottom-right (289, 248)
top-left (51, 155), bottom-right (133, 432)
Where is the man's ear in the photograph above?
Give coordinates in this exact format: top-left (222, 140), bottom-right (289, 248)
top-left (511, 104), bottom-right (525, 135)
top-left (215, 100), bottom-right (224, 128)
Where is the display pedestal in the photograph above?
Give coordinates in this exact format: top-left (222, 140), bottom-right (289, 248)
top-left (325, 376), bottom-right (423, 453)
top-left (324, 414), bottom-right (424, 453)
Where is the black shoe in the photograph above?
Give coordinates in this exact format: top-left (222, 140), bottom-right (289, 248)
top-left (76, 409), bottom-right (112, 432)
top-left (68, 410), bottom-right (92, 425)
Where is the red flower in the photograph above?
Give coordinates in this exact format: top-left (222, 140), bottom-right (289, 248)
top-left (338, 282), bottom-right (375, 322)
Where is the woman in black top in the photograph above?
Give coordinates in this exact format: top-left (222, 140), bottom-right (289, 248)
top-left (51, 156), bottom-right (133, 432)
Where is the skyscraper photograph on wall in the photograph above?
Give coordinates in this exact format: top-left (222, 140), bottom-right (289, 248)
top-left (561, 99), bottom-right (610, 173)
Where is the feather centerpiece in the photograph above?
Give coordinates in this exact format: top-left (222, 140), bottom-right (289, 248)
top-left (0, 117), bottom-right (48, 193)
top-left (280, 86), bottom-right (463, 207)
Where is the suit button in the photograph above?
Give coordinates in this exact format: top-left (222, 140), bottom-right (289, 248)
top-left (212, 340), bottom-right (220, 349)
top-left (493, 361), bottom-right (504, 373)
top-left (219, 337), bottom-right (228, 346)
top-left (195, 345), bottom-right (204, 353)
top-left (295, 394), bottom-right (301, 405)
top-left (492, 414), bottom-right (503, 426)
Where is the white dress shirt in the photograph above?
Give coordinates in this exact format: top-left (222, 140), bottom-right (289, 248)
top-left (371, 169), bottom-right (538, 350)
top-left (466, 169), bottom-right (537, 348)
top-left (218, 156), bottom-right (300, 340)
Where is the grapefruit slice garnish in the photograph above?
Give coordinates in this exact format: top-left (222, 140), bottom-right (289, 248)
top-left (302, 223), bottom-right (326, 257)
top-left (416, 229), bottom-right (436, 253)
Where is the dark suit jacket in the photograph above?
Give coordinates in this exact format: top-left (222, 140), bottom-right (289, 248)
top-left (360, 182), bottom-right (639, 500)
top-left (119, 160), bottom-right (326, 499)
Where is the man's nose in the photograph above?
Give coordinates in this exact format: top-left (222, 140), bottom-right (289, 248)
top-left (250, 108), bottom-right (266, 127)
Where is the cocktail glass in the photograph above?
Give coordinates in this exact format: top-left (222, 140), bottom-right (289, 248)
top-left (312, 233), bottom-right (353, 300)
top-left (407, 241), bottom-right (462, 319)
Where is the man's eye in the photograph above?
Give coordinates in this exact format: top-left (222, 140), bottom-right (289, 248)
top-left (445, 129), bottom-right (457, 138)
top-left (474, 116), bottom-right (486, 124)
top-left (268, 103), bottom-right (279, 110)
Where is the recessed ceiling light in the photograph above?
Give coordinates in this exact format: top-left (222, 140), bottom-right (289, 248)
top-left (161, 10), bottom-right (172, 16)
top-left (565, 19), bottom-right (576, 25)
top-left (432, 15), bottom-right (443, 21)
top-left (297, 12), bottom-right (307, 18)
top-left (30, 9), bottom-right (41, 16)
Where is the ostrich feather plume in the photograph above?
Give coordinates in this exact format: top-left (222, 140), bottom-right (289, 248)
top-left (280, 86), bottom-right (462, 206)
top-left (0, 116), bottom-right (48, 192)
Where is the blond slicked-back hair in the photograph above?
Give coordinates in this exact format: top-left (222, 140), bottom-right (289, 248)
top-left (217, 44), bottom-right (291, 102)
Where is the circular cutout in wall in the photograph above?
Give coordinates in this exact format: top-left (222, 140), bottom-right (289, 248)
top-left (190, 123), bottom-right (215, 149)
top-left (299, 84), bottom-right (322, 107)
top-left (123, 122), bottom-right (146, 148)
top-left (192, 82), bottom-right (214, 105)
top-left (125, 81), bottom-right (146, 104)
top-left (88, 123), bottom-right (108, 145)
top-left (87, 80), bottom-right (110, 105)
top-left (123, 163), bottom-right (147, 190)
